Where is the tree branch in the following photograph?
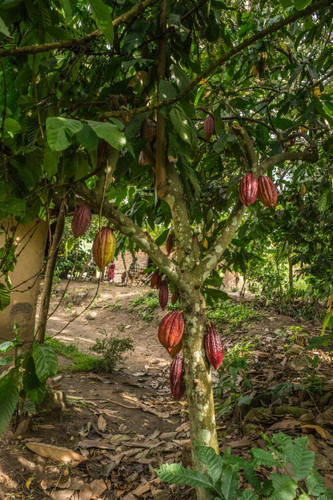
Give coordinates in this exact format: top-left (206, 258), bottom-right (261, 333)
top-left (75, 183), bottom-right (181, 287)
top-left (231, 122), bottom-right (258, 170)
top-left (0, 0), bottom-right (158, 58)
top-left (194, 139), bottom-right (319, 283)
top-left (100, 0), bottom-right (331, 119)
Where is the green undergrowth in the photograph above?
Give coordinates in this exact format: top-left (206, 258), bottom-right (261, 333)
top-left (128, 291), bottom-right (160, 321)
top-left (45, 334), bottom-right (133, 373)
top-left (207, 299), bottom-right (261, 330)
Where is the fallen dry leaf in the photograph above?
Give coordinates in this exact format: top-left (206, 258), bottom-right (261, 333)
top-left (90, 479), bottom-right (107, 498)
top-left (302, 424), bottom-right (328, 439)
top-left (78, 483), bottom-right (92, 500)
top-left (97, 415), bottom-right (107, 432)
top-left (26, 442), bottom-right (86, 463)
top-left (132, 482), bottom-right (151, 496)
top-left (50, 489), bottom-right (75, 500)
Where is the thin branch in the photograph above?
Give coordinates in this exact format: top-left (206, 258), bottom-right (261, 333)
top-left (0, 0), bottom-right (158, 58)
top-left (231, 122), bottom-right (258, 170)
top-left (75, 182), bottom-right (181, 288)
top-left (100, 0), bottom-right (332, 119)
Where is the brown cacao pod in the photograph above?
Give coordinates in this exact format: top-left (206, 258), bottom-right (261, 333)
top-left (239, 173), bottom-right (258, 206)
top-left (71, 203), bottom-right (92, 239)
top-left (204, 323), bottom-right (223, 370)
top-left (204, 115), bottom-right (215, 141)
top-left (92, 227), bottom-right (116, 271)
top-left (166, 231), bottom-right (174, 255)
top-left (258, 176), bottom-right (278, 208)
top-left (158, 311), bottom-right (184, 348)
top-left (156, 274), bottom-right (163, 289)
top-left (170, 354), bottom-right (185, 400)
top-left (171, 288), bottom-right (179, 305)
top-left (150, 269), bottom-right (159, 288)
top-left (147, 123), bottom-right (156, 145)
top-left (97, 140), bottom-right (109, 168)
top-left (159, 280), bottom-right (169, 310)
top-left (166, 339), bottom-right (182, 358)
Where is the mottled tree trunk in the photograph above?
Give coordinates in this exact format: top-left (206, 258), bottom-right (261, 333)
top-left (182, 286), bottom-right (218, 500)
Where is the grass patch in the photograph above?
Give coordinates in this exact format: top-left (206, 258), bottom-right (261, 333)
top-left (128, 291), bottom-right (159, 321)
top-left (207, 299), bottom-right (261, 330)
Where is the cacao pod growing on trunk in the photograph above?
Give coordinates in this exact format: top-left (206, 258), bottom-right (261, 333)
top-left (71, 204), bottom-right (92, 238)
top-left (159, 280), bottom-right (169, 310)
top-left (170, 354), bottom-right (185, 400)
top-left (156, 274), bottom-right (163, 289)
top-left (239, 173), bottom-right (258, 206)
top-left (204, 115), bottom-right (215, 141)
top-left (166, 339), bottom-right (182, 358)
top-left (150, 269), bottom-right (159, 288)
top-left (92, 227), bottom-right (116, 271)
top-left (204, 323), bottom-right (223, 370)
top-left (258, 176), bottom-right (278, 207)
top-left (166, 231), bottom-right (174, 255)
top-left (171, 288), bottom-right (179, 305)
top-left (158, 311), bottom-right (184, 348)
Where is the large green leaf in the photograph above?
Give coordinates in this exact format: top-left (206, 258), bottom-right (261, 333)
top-left (90, 0), bottom-right (114, 43)
top-left (195, 446), bottom-right (224, 485)
top-left (157, 463), bottom-right (214, 490)
top-left (169, 106), bottom-right (192, 145)
top-left (269, 473), bottom-right (298, 500)
top-left (0, 284), bottom-right (10, 311)
top-left (0, 17), bottom-right (10, 37)
top-left (237, 490), bottom-right (260, 500)
top-left (250, 448), bottom-right (281, 468)
top-left (0, 370), bottom-right (19, 435)
top-left (46, 117), bottom-right (83, 151)
top-left (290, 437), bottom-right (315, 481)
top-left (22, 355), bottom-right (47, 404)
top-left (220, 464), bottom-right (241, 500)
top-left (88, 121), bottom-right (126, 151)
top-left (33, 343), bottom-right (58, 382)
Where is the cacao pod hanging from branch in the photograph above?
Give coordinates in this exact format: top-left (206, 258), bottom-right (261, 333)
top-left (204, 115), bottom-right (215, 141)
top-left (159, 280), bottom-right (169, 310)
top-left (71, 203), bottom-right (92, 238)
top-left (92, 227), bottom-right (116, 271)
top-left (258, 176), bottom-right (278, 207)
top-left (170, 354), bottom-right (185, 400)
top-left (158, 311), bottom-right (184, 348)
top-left (239, 173), bottom-right (258, 206)
top-left (204, 323), bottom-right (223, 370)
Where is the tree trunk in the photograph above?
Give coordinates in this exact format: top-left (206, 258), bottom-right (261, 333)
top-left (288, 252), bottom-right (293, 291)
top-left (181, 286), bottom-right (219, 500)
top-left (35, 201), bottom-right (65, 343)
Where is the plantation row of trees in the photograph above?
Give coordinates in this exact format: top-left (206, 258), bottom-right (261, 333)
top-left (0, 0), bottom-right (332, 498)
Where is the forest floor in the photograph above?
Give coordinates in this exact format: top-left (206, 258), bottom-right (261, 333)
top-left (1, 280), bottom-right (333, 500)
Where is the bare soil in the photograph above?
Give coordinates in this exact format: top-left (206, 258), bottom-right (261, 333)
top-left (0, 280), bottom-right (333, 500)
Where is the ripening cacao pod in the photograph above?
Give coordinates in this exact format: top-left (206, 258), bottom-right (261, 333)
top-left (147, 123), bottom-right (156, 145)
top-left (97, 140), bottom-right (109, 168)
top-left (156, 274), bottom-right (163, 289)
top-left (171, 288), bottom-right (179, 305)
top-left (159, 280), bottom-right (169, 310)
top-left (258, 176), bottom-right (278, 208)
top-left (158, 311), bottom-right (184, 348)
top-left (204, 115), bottom-right (215, 141)
top-left (92, 227), bottom-right (116, 271)
top-left (204, 323), bottom-right (223, 370)
top-left (166, 339), bottom-right (182, 358)
top-left (166, 232), bottom-right (174, 255)
top-left (150, 269), bottom-right (159, 288)
top-left (71, 204), bottom-right (92, 239)
top-left (239, 173), bottom-right (258, 206)
top-left (170, 354), bottom-right (185, 400)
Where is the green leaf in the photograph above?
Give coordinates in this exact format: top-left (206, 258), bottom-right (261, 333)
top-left (43, 146), bottom-right (61, 179)
top-left (269, 474), bottom-right (298, 500)
top-left (87, 121), bottom-right (126, 151)
top-left (297, 495), bottom-right (311, 500)
top-left (318, 191), bottom-right (329, 212)
top-left (0, 371), bottom-right (19, 435)
top-left (0, 341), bottom-right (15, 353)
top-left (33, 343), bottom-right (58, 382)
top-left (221, 464), bottom-right (241, 500)
top-left (306, 468), bottom-right (327, 496)
top-left (169, 106), bottom-right (192, 145)
top-left (22, 355), bottom-right (47, 404)
top-left (237, 490), bottom-right (260, 500)
top-left (0, 16), bottom-right (10, 37)
top-left (157, 463), bottom-right (214, 490)
top-left (294, 0), bottom-right (311, 10)
top-left (60, 0), bottom-right (72, 22)
top-left (159, 80), bottom-right (177, 100)
top-left (90, 0), bottom-right (114, 44)
top-left (250, 448), bottom-right (281, 468)
top-left (195, 446), bottom-right (224, 485)
top-left (46, 117), bottom-right (83, 151)
top-left (76, 124), bottom-right (98, 152)
top-left (4, 117), bottom-right (21, 136)
top-left (291, 437), bottom-right (315, 481)
top-left (0, 284), bottom-right (10, 311)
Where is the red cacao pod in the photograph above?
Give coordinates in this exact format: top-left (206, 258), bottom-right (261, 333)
top-left (170, 355), bottom-right (185, 400)
top-left (166, 339), bottom-right (182, 358)
top-left (71, 203), bottom-right (92, 238)
top-left (171, 288), bottom-right (179, 305)
top-left (258, 176), bottom-right (278, 208)
top-left (158, 311), bottom-right (184, 348)
top-left (166, 232), bottom-right (174, 255)
top-left (239, 173), bottom-right (258, 206)
top-left (159, 280), bottom-right (169, 310)
top-left (150, 269), bottom-right (159, 288)
top-left (204, 115), bottom-right (215, 141)
top-left (204, 323), bottom-right (223, 370)
top-left (156, 274), bottom-right (163, 289)
top-left (92, 227), bottom-right (116, 271)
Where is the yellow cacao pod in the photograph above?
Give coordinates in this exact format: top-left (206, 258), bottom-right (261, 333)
top-left (92, 227), bottom-right (116, 271)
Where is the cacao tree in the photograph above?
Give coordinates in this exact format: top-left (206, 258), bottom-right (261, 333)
top-left (0, 0), bottom-right (332, 498)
